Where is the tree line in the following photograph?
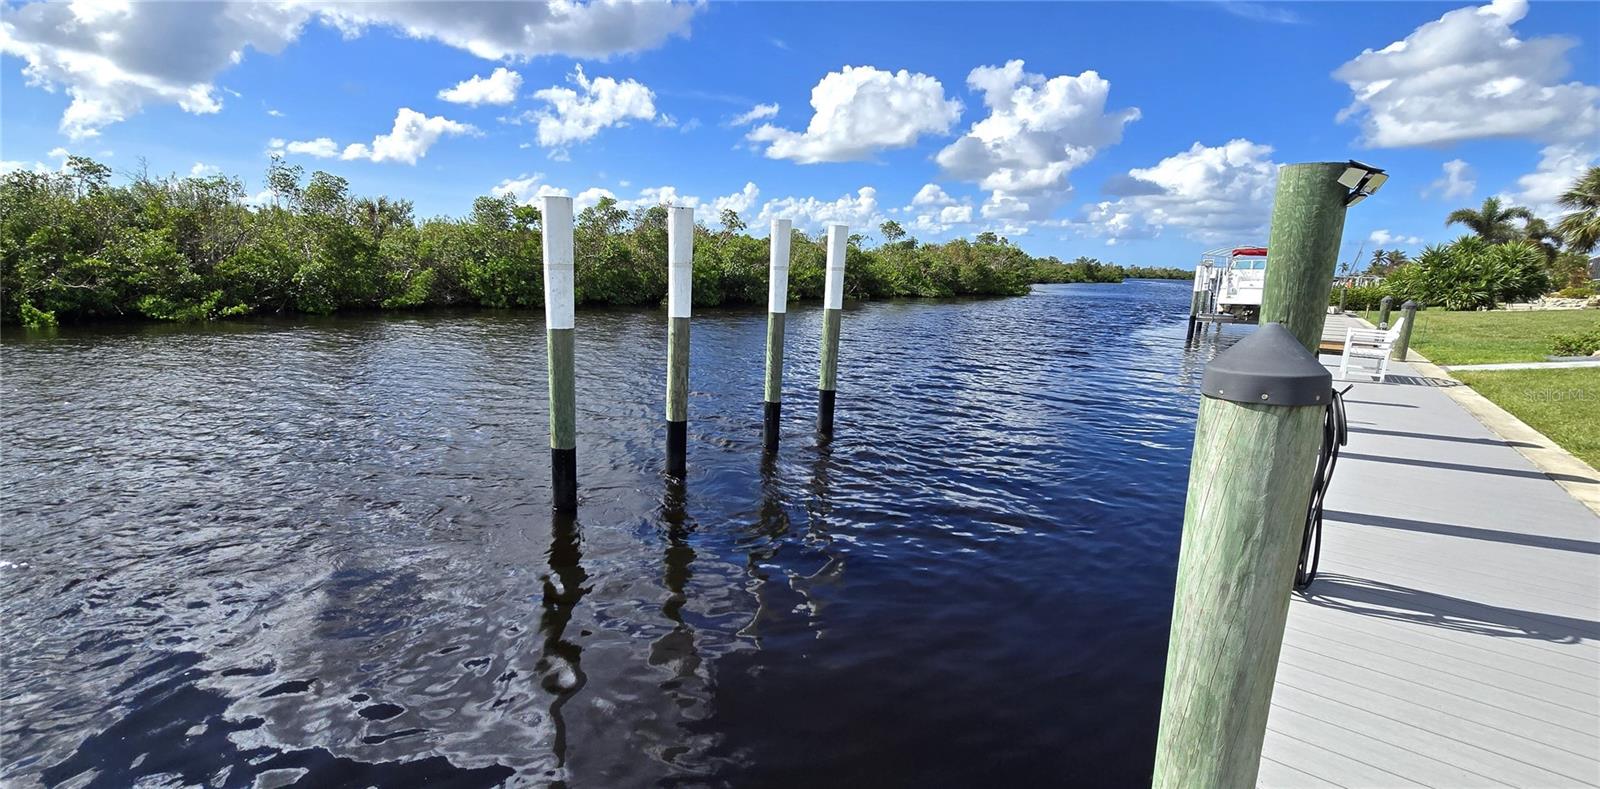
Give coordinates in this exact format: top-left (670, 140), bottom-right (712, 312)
top-left (1, 157), bottom-right (1187, 329)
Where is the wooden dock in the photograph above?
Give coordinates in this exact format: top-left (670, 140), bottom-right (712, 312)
top-left (1257, 338), bottom-right (1600, 786)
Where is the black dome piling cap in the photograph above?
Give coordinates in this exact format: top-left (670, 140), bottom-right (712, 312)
top-left (1201, 323), bottom-right (1332, 407)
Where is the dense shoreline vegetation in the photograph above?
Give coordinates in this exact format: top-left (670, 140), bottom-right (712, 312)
top-left (1, 158), bottom-right (1188, 329)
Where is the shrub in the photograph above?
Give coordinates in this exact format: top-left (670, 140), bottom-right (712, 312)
top-left (1555, 283), bottom-right (1597, 299)
top-left (1381, 237), bottom-right (1548, 310)
top-left (1551, 328), bottom-right (1600, 357)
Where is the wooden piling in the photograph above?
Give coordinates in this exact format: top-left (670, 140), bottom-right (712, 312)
top-left (764, 219), bottom-right (792, 451)
top-left (1378, 295), bottom-right (1393, 329)
top-left (665, 206), bottom-right (694, 476)
top-left (1259, 162), bottom-right (1351, 353)
top-left (541, 195), bottom-right (577, 511)
top-left (1394, 300), bottom-right (1418, 361)
top-left (1153, 324), bottom-right (1332, 789)
top-left (817, 224), bottom-right (847, 436)
top-left (1337, 282), bottom-right (1348, 314)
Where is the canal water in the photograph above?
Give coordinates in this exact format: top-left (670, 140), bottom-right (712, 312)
top-left (2, 280), bottom-right (1224, 787)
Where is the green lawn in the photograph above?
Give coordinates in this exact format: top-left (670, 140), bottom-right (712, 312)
top-left (1453, 368), bottom-right (1600, 469)
top-left (1358, 308), bottom-right (1600, 365)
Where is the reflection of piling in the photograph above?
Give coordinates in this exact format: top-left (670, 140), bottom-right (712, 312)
top-left (542, 196), bottom-right (578, 511)
top-left (665, 206), bottom-right (694, 477)
top-left (1153, 324), bottom-right (1332, 789)
top-left (537, 510), bottom-right (587, 764)
top-left (1378, 295), bottom-right (1393, 329)
top-left (817, 224), bottom-right (848, 436)
top-left (1394, 300), bottom-right (1418, 361)
top-left (1260, 163), bottom-right (1352, 353)
top-left (764, 219), bottom-right (792, 451)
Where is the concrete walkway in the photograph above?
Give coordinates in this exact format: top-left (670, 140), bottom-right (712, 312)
top-left (1257, 355), bottom-right (1600, 787)
top-left (1446, 359), bottom-right (1600, 372)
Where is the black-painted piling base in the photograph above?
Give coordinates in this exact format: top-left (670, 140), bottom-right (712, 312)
top-left (817, 389), bottom-right (836, 436)
top-left (666, 420), bottom-right (687, 476)
top-left (763, 401), bottom-right (780, 451)
top-left (551, 447), bottom-right (577, 512)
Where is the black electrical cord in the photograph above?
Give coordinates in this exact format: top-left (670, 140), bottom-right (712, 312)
top-left (1295, 384), bottom-right (1351, 590)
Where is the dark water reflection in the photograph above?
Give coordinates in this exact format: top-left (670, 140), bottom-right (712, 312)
top-left (2, 280), bottom-right (1238, 787)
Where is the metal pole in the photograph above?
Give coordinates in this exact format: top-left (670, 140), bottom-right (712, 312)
top-left (817, 224), bottom-right (848, 436)
top-left (1153, 324), bottom-right (1332, 788)
top-left (1260, 162), bottom-right (1352, 353)
top-left (764, 219), bottom-right (792, 451)
top-left (1393, 300), bottom-right (1418, 361)
top-left (665, 206), bottom-right (694, 476)
top-left (541, 196), bottom-right (577, 511)
top-left (1378, 295), bottom-right (1393, 329)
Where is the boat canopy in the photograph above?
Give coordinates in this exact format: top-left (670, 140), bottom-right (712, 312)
top-left (1232, 247), bottom-right (1267, 257)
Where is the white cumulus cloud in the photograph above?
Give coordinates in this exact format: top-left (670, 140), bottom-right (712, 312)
top-left (747, 66), bottom-right (962, 164)
top-left (340, 108), bottom-right (476, 164)
top-left (438, 67), bottom-right (522, 106)
top-left (528, 66), bottom-right (657, 151)
top-left (1425, 159), bottom-right (1476, 200)
top-left (1507, 144), bottom-right (1599, 219)
top-left (270, 109), bottom-right (474, 165)
top-left (268, 137), bottom-right (340, 158)
top-left (756, 186), bottom-right (884, 231)
top-left (936, 60), bottom-right (1140, 222)
top-left (1369, 229), bottom-right (1423, 246)
top-left (0, 1), bottom-right (697, 139)
top-left (1333, 0), bottom-right (1600, 147)
top-left (1082, 139), bottom-right (1279, 245)
top-left (903, 183), bottom-right (975, 234)
top-left (729, 102), bottom-right (779, 126)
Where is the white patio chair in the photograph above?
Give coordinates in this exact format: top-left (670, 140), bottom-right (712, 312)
top-left (1339, 315), bottom-right (1406, 382)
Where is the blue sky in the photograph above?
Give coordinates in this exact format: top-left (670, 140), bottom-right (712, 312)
top-left (3, 0), bottom-right (1597, 268)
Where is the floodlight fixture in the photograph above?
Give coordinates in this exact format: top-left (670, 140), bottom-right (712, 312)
top-left (1340, 160), bottom-right (1387, 206)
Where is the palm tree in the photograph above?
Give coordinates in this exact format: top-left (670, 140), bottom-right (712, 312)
top-left (1382, 249), bottom-right (1409, 270)
top-left (1519, 217), bottom-right (1563, 261)
top-left (1446, 196), bottom-right (1534, 243)
top-left (1554, 166), bottom-right (1600, 253)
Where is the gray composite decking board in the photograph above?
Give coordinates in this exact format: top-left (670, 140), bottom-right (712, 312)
top-left (1273, 662), bottom-right (1599, 781)
top-left (1259, 755), bottom-right (1349, 789)
top-left (1271, 682), bottom-right (1581, 786)
top-left (1278, 639), bottom-right (1600, 738)
top-left (1321, 526), bottom-right (1600, 598)
top-left (1260, 730), bottom-right (1425, 789)
top-left (1266, 704), bottom-right (1493, 787)
top-left (1275, 648), bottom-right (1600, 759)
top-left (1284, 613), bottom-right (1600, 696)
top-left (1258, 354), bottom-right (1600, 787)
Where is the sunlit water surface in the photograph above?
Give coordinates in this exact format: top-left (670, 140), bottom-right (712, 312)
top-left (3, 280), bottom-right (1235, 787)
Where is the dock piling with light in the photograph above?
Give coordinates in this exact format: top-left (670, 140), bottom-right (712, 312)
top-left (1152, 324), bottom-right (1332, 788)
top-left (1378, 295), bottom-right (1393, 329)
top-left (541, 195), bottom-right (578, 511)
top-left (665, 206), bottom-right (694, 477)
top-left (817, 224), bottom-right (848, 436)
top-left (764, 219), bottom-right (792, 451)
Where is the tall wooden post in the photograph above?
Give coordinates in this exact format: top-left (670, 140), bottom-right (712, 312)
top-left (541, 195), bottom-right (577, 511)
top-left (764, 219), bottom-right (792, 451)
top-left (1260, 162), bottom-right (1351, 353)
top-left (665, 206), bottom-right (694, 477)
top-left (817, 224), bottom-right (848, 436)
top-left (1337, 282), bottom-right (1348, 314)
top-left (1394, 300), bottom-right (1418, 361)
top-left (1153, 323), bottom-right (1332, 788)
top-left (1378, 295), bottom-right (1393, 329)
